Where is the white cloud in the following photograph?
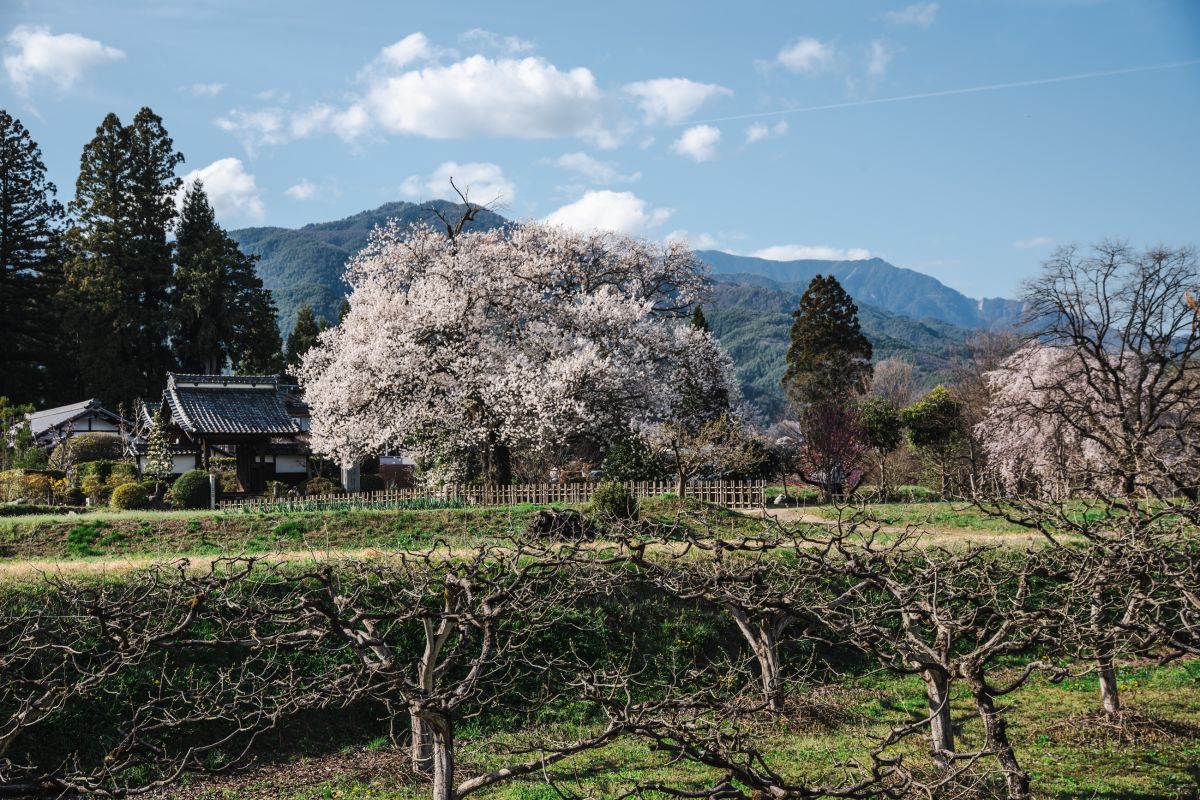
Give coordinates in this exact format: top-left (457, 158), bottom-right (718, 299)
top-left (400, 161), bottom-right (514, 204)
top-left (623, 77), bottom-right (732, 125)
top-left (214, 108), bottom-right (288, 151)
top-left (867, 40), bottom-right (892, 79)
top-left (671, 124), bottom-right (721, 162)
top-left (545, 190), bottom-right (672, 235)
top-left (353, 52), bottom-right (604, 140)
top-left (1013, 236), bottom-right (1054, 249)
top-left (375, 32), bottom-right (435, 69)
top-left (459, 28), bottom-right (534, 56)
top-left (745, 120), bottom-right (788, 144)
top-left (885, 3), bottom-right (939, 27)
top-left (552, 152), bottom-right (639, 184)
top-left (177, 158), bottom-right (265, 223)
top-left (3, 25), bottom-right (124, 92)
top-left (751, 244), bottom-right (872, 261)
top-left (774, 37), bottom-right (836, 74)
top-left (285, 179), bottom-right (317, 200)
top-left (188, 82), bottom-right (224, 97)
top-left (665, 229), bottom-right (720, 250)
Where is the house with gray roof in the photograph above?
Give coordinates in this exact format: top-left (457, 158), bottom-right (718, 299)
top-left (134, 374), bottom-right (312, 494)
top-left (25, 399), bottom-right (129, 447)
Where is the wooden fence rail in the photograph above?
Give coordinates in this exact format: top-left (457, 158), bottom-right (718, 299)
top-left (218, 479), bottom-right (765, 513)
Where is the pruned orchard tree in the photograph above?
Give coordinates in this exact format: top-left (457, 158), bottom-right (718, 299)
top-left (197, 542), bottom-right (634, 800)
top-left (300, 217), bottom-right (737, 484)
top-left (615, 524), bottom-right (812, 714)
top-left (785, 516), bottom-right (1064, 800)
top-left (973, 241), bottom-right (1200, 717)
top-left (0, 558), bottom-right (306, 797)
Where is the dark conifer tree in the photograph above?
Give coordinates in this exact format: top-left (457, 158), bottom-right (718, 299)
top-left (0, 111), bottom-right (74, 405)
top-left (285, 304), bottom-right (324, 373)
top-left (172, 181), bottom-right (282, 375)
top-left (63, 108), bottom-right (183, 406)
top-left (782, 274), bottom-right (873, 407)
top-left (691, 305), bottom-right (709, 332)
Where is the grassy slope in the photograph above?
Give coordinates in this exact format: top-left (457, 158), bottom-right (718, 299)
top-left (169, 660), bottom-right (1200, 800)
top-left (0, 499), bottom-right (1035, 565)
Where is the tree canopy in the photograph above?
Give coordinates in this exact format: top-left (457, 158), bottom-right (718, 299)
top-left (782, 274), bottom-right (873, 407)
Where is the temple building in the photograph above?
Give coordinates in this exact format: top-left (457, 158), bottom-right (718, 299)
top-left (133, 373), bottom-right (311, 493)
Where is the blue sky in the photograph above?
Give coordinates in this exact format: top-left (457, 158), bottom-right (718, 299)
top-left (1, 0), bottom-right (1197, 299)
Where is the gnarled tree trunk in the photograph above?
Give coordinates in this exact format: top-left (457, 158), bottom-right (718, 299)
top-left (729, 608), bottom-right (789, 713)
top-left (964, 671), bottom-right (1029, 800)
top-left (922, 667), bottom-right (954, 769)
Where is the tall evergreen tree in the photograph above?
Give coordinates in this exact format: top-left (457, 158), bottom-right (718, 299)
top-left (0, 111), bottom-right (74, 405)
top-left (690, 305), bottom-right (709, 332)
top-left (782, 274), bottom-right (873, 407)
top-left (171, 181), bottom-right (283, 375)
top-left (285, 304), bottom-right (324, 373)
top-left (63, 109), bottom-right (183, 406)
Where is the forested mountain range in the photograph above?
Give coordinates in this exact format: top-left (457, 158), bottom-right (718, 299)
top-left (230, 201), bottom-right (1000, 418)
top-left (229, 201), bottom-right (507, 334)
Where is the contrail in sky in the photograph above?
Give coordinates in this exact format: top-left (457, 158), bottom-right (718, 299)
top-left (684, 59), bottom-right (1200, 126)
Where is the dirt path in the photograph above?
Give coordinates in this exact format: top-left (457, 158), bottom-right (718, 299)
top-left (737, 507), bottom-right (1046, 546)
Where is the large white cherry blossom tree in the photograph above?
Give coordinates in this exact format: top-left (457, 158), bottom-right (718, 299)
top-left (299, 219), bottom-right (738, 483)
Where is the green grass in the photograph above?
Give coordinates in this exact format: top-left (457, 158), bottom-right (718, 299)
top-left (171, 659), bottom-right (1200, 800)
top-left (812, 501), bottom-right (1030, 532)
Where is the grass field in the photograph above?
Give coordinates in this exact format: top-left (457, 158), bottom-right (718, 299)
top-left (160, 659), bottom-right (1200, 800)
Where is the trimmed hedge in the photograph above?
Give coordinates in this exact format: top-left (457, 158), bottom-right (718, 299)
top-left (170, 470), bottom-right (212, 509)
top-left (0, 504), bottom-right (87, 517)
top-left (589, 481), bottom-right (639, 521)
top-left (110, 482), bottom-right (150, 510)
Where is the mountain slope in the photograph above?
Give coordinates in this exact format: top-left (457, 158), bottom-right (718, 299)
top-left (707, 276), bottom-right (968, 418)
top-left (230, 201), bottom-right (997, 418)
top-left (230, 201), bottom-right (507, 330)
top-left (698, 250), bottom-right (1023, 330)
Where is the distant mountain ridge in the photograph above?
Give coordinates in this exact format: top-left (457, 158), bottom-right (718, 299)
top-left (229, 200), bottom-right (507, 332)
top-left (229, 200), bottom-right (1013, 418)
top-left (698, 250), bottom-right (1023, 331)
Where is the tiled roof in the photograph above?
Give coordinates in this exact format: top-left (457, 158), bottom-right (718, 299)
top-left (164, 374), bottom-right (301, 436)
top-left (27, 398), bottom-right (127, 437)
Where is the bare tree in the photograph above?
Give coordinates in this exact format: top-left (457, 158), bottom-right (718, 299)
top-left (616, 526), bottom-right (812, 713)
top-left (780, 515), bottom-right (1064, 800)
top-left (0, 558), bottom-right (302, 797)
top-left (191, 542), bottom-right (632, 800)
top-left (1017, 241), bottom-right (1200, 499)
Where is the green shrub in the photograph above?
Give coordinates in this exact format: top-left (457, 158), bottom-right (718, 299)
top-left (890, 484), bottom-right (941, 503)
top-left (49, 433), bottom-right (124, 467)
top-left (601, 436), bottom-right (666, 482)
top-left (303, 477), bottom-right (340, 496)
top-left (110, 481), bottom-right (150, 510)
top-left (359, 473), bottom-right (385, 492)
top-left (170, 470), bottom-right (212, 509)
top-left (589, 481), bottom-right (639, 521)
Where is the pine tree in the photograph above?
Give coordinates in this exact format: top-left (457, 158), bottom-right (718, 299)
top-left (691, 305), bottom-right (709, 332)
top-left (285, 305), bottom-right (324, 373)
top-left (63, 109), bottom-right (183, 406)
top-left (142, 402), bottom-right (173, 489)
top-left (782, 274), bottom-right (873, 407)
top-left (172, 181), bottom-right (283, 375)
top-left (0, 111), bottom-right (74, 405)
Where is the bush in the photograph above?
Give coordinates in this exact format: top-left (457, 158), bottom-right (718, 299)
top-left (359, 473), bottom-right (385, 492)
top-left (525, 509), bottom-right (596, 540)
top-left (76, 460), bottom-right (135, 482)
top-left (601, 436), bottom-right (666, 482)
top-left (889, 484), bottom-right (942, 503)
top-left (170, 470), bottom-right (212, 509)
top-left (589, 481), bottom-right (639, 522)
top-left (110, 481), bottom-right (150, 510)
top-left (303, 477), bottom-right (340, 496)
top-left (49, 434), bottom-right (124, 467)
top-left (0, 504), bottom-right (85, 517)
